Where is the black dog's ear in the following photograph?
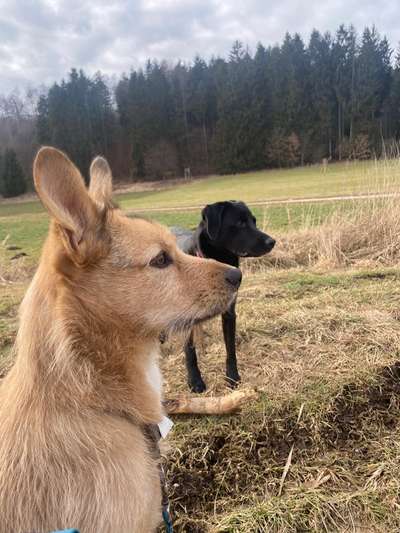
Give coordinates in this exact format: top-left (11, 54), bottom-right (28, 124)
top-left (202, 202), bottom-right (227, 240)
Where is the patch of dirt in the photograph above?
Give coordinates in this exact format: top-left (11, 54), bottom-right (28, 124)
top-left (322, 362), bottom-right (400, 446)
top-left (353, 271), bottom-right (399, 280)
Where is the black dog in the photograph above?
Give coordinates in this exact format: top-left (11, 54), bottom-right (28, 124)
top-left (174, 200), bottom-right (276, 392)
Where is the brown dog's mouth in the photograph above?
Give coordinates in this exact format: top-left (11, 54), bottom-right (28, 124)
top-left (161, 296), bottom-right (236, 339)
top-left (164, 311), bottom-right (219, 335)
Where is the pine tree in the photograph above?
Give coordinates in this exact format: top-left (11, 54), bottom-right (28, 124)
top-left (332, 25), bottom-right (357, 158)
top-left (213, 41), bottom-right (272, 173)
top-left (266, 33), bottom-right (312, 164)
top-left (185, 56), bottom-right (214, 173)
top-left (36, 69), bottom-right (116, 181)
top-left (390, 46), bottom-right (400, 139)
top-left (308, 30), bottom-right (335, 158)
top-left (0, 151), bottom-right (3, 194)
top-left (354, 27), bottom-right (392, 150)
top-left (36, 95), bottom-right (50, 144)
top-left (116, 71), bottom-right (148, 177)
top-left (90, 72), bottom-right (116, 154)
top-left (1, 149), bottom-right (26, 198)
top-left (265, 129), bottom-right (289, 168)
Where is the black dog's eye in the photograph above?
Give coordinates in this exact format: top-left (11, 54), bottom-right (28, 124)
top-left (150, 251), bottom-right (172, 269)
top-left (236, 220), bottom-right (246, 228)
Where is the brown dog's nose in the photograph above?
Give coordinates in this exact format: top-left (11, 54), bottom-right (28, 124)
top-left (224, 268), bottom-right (242, 289)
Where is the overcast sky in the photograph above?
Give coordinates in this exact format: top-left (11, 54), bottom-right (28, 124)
top-left (0, 0), bottom-right (398, 93)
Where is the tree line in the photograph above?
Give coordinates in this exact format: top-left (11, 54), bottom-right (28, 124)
top-left (1, 24), bottom-right (400, 195)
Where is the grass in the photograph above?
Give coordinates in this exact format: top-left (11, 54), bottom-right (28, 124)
top-left (1, 159), bottom-right (400, 220)
top-left (0, 200), bottom-right (45, 217)
top-left (117, 159), bottom-right (400, 211)
top-left (0, 201), bottom-right (345, 266)
top-left (1, 158), bottom-right (398, 265)
top-left (0, 283), bottom-right (24, 361)
top-left (1, 157), bottom-right (399, 267)
top-left (161, 266), bottom-right (400, 531)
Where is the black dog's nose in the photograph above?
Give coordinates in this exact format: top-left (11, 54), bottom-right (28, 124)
top-left (265, 237), bottom-right (276, 250)
top-left (225, 268), bottom-right (242, 289)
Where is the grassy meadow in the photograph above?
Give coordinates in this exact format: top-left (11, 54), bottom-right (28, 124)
top-left (1, 159), bottom-right (400, 264)
top-left (117, 158), bottom-right (400, 211)
top-left (1, 159), bottom-right (400, 531)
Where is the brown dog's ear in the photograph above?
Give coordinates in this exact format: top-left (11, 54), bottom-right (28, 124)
top-left (33, 146), bottom-right (99, 253)
top-left (89, 156), bottom-right (113, 208)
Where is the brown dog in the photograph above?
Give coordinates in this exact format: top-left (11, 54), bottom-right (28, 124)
top-left (0, 147), bottom-right (241, 533)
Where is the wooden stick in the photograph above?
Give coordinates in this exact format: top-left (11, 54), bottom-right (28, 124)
top-left (163, 388), bottom-right (258, 415)
top-left (278, 444), bottom-right (294, 496)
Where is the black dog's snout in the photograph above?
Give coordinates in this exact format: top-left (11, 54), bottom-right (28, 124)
top-left (265, 237), bottom-right (276, 250)
top-left (224, 268), bottom-right (242, 289)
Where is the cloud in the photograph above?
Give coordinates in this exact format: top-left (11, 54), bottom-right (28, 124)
top-left (0, 0), bottom-right (398, 93)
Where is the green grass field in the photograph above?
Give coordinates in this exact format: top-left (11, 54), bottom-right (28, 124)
top-left (0, 202), bottom-right (344, 265)
top-left (117, 159), bottom-right (400, 211)
top-left (1, 159), bottom-right (400, 219)
top-left (1, 159), bottom-right (399, 264)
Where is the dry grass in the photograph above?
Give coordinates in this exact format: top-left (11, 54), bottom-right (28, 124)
top-left (0, 235), bottom-right (34, 284)
top-left (264, 209), bottom-right (400, 269)
top-left (256, 170), bottom-right (400, 269)
top-left (160, 266), bottom-right (400, 532)
top-left (163, 268), bottom-right (400, 399)
top-left (0, 238), bottom-right (31, 366)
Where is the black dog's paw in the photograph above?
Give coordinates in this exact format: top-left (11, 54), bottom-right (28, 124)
top-left (189, 377), bottom-right (207, 393)
top-left (225, 373), bottom-right (241, 389)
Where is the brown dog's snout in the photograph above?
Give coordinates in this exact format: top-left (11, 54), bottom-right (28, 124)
top-left (224, 267), bottom-right (242, 289)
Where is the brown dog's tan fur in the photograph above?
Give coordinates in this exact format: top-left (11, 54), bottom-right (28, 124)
top-left (0, 147), bottom-right (239, 533)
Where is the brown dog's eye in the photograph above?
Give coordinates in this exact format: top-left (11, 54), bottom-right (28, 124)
top-left (150, 251), bottom-right (172, 269)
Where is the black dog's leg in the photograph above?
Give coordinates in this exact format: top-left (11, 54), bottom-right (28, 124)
top-left (185, 331), bottom-right (207, 393)
top-left (222, 301), bottom-right (240, 388)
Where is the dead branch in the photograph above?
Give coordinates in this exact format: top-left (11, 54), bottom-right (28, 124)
top-left (163, 388), bottom-right (258, 415)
